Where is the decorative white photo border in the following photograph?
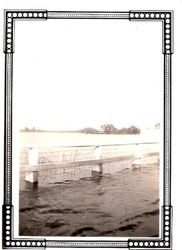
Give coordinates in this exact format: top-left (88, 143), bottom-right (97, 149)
top-left (2, 9), bottom-right (173, 249)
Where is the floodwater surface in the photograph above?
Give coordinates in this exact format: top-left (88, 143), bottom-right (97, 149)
top-left (19, 164), bottom-right (159, 237)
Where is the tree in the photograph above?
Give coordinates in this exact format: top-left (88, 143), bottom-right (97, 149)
top-left (127, 126), bottom-right (140, 134)
top-left (155, 123), bottom-right (160, 129)
top-left (100, 124), bottom-right (117, 134)
top-left (24, 127), bottom-right (29, 132)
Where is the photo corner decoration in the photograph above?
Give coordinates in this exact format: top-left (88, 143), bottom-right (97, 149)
top-left (3, 9), bottom-right (173, 249)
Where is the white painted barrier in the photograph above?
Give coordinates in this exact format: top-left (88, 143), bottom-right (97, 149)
top-left (25, 147), bottom-right (39, 185)
top-left (132, 144), bottom-right (142, 168)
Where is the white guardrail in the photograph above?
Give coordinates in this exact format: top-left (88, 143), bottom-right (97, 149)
top-left (19, 143), bottom-right (160, 188)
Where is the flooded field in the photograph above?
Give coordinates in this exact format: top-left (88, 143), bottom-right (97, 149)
top-left (19, 131), bottom-right (160, 237)
top-left (19, 164), bottom-right (159, 237)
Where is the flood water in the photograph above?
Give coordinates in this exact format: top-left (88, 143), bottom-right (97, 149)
top-left (19, 164), bottom-right (159, 237)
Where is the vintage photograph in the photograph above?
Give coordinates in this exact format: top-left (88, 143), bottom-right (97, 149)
top-left (16, 17), bottom-right (162, 238)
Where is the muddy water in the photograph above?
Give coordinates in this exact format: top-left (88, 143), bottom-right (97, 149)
top-left (19, 165), bottom-right (159, 237)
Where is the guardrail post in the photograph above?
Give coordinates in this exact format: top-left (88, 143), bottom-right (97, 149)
top-left (98, 163), bottom-right (103, 174)
top-left (132, 143), bottom-right (142, 169)
top-left (94, 146), bottom-right (102, 160)
top-left (91, 146), bottom-right (103, 177)
top-left (25, 147), bottom-right (39, 188)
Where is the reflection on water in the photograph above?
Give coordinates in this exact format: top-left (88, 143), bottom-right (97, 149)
top-left (19, 164), bottom-right (159, 237)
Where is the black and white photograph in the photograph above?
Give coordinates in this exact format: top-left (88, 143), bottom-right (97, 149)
top-left (1, 0), bottom-right (181, 249)
top-left (17, 13), bottom-right (163, 239)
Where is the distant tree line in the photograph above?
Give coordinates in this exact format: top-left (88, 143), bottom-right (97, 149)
top-left (20, 127), bottom-right (43, 132)
top-left (80, 127), bottom-right (100, 134)
top-left (21, 124), bottom-right (141, 134)
top-left (81, 124), bottom-right (140, 134)
top-left (100, 124), bottom-right (140, 134)
top-left (101, 124), bottom-right (140, 134)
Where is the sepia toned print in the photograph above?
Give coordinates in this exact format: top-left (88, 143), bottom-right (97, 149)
top-left (2, 9), bottom-right (173, 249)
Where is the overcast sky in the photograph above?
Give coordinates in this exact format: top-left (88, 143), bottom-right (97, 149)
top-left (13, 19), bottom-right (163, 131)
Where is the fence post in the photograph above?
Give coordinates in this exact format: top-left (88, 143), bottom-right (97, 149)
top-left (95, 146), bottom-right (102, 160)
top-left (92, 146), bottom-right (103, 177)
top-left (25, 147), bottom-right (39, 187)
top-left (132, 143), bottom-right (142, 169)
